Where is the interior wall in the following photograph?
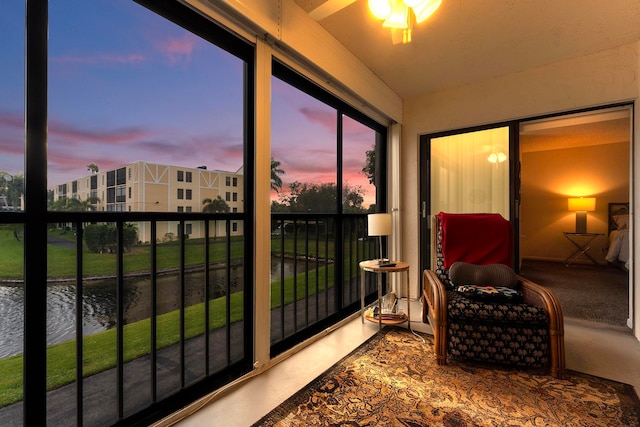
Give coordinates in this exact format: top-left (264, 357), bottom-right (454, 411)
top-left (402, 41), bottom-right (639, 338)
top-left (520, 142), bottom-right (630, 263)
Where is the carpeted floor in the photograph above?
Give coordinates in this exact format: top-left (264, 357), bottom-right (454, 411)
top-left (519, 259), bottom-right (629, 327)
top-left (253, 327), bottom-right (640, 426)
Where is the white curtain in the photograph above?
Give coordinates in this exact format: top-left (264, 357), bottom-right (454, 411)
top-left (431, 127), bottom-right (510, 218)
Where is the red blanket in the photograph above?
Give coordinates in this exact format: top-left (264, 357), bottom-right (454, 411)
top-left (437, 212), bottom-right (513, 269)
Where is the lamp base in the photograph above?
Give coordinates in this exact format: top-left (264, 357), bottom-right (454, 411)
top-left (575, 211), bottom-right (587, 234)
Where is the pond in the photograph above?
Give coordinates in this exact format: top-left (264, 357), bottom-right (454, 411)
top-left (0, 258), bottom-right (307, 359)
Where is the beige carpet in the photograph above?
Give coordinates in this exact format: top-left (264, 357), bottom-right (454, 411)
top-left (253, 327), bottom-right (640, 426)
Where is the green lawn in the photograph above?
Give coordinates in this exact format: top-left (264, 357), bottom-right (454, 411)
top-left (0, 226), bottom-right (348, 408)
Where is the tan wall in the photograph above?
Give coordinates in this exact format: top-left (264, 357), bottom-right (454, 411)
top-left (520, 142), bottom-right (630, 263)
top-left (400, 42), bottom-right (639, 336)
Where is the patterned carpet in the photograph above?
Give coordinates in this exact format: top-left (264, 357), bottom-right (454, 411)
top-left (253, 327), bottom-right (640, 426)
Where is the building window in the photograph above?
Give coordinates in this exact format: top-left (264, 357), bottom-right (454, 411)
top-left (116, 185), bottom-right (126, 202)
top-left (116, 167), bottom-right (126, 185)
top-left (225, 176), bottom-right (231, 186)
top-left (186, 189), bottom-right (192, 200)
top-left (177, 206), bottom-right (183, 212)
top-left (233, 177), bottom-right (238, 187)
top-left (107, 170), bottom-right (115, 187)
top-left (128, 187), bottom-right (131, 198)
top-left (232, 222), bottom-right (237, 232)
top-left (225, 191), bottom-right (230, 201)
top-left (177, 188), bottom-right (184, 199)
top-left (177, 170), bottom-right (184, 182)
top-left (232, 192), bottom-right (237, 202)
top-left (186, 171), bottom-right (192, 182)
top-left (186, 206), bottom-right (192, 212)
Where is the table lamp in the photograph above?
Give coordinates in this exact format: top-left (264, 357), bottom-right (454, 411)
top-left (367, 213), bottom-right (392, 264)
top-left (568, 197), bottom-right (596, 233)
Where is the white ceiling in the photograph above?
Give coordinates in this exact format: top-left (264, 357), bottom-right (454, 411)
top-left (294, 0), bottom-right (640, 100)
top-left (293, 0), bottom-right (639, 149)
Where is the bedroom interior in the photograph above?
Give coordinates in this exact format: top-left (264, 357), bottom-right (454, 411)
top-left (518, 106), bottom-right (631, 328)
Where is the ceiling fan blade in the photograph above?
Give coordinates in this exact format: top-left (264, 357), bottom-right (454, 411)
top-left (309, 0), bottom-right (357, 21)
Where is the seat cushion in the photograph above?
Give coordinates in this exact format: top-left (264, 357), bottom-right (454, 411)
top-left (456, 284), bottom-right (523, 303)
top-left (447, 291), bottom-right (549, 325)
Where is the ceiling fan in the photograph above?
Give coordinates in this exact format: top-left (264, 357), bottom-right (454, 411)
top-left (307, 0), bottom-right (442, 44)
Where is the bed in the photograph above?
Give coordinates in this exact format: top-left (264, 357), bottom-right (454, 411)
top-left (605, 202), bottom-right (630, 271)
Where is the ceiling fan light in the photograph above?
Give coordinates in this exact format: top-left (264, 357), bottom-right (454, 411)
top-left (413, 0), bottom-right (442, 23)
top-left (383, 0), bottom-right (409, 29)
top-left (368, 0), bottom-right (392, 20)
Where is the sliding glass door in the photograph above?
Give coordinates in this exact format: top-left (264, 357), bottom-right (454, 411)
top-left (419, 124), bottom-right (518, 274)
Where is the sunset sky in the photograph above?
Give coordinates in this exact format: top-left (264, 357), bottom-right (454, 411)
top-left (0, 0), bottom-right (376, 207)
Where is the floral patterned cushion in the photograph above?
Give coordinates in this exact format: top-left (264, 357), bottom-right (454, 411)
top-left (447, 291), bottom-right (548, 325)
top-left (448, 322), bottom-right (549, 367)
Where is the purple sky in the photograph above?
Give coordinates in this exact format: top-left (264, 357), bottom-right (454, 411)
top-left (1, 0), bottom-right (376, 206)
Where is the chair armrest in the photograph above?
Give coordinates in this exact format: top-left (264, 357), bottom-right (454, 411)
top-left (423, 269), bottom-right (447, 324)
top-left (422, 269), bottom-right (449, 365)
top-left (518, 275), bottom-right (567, 379)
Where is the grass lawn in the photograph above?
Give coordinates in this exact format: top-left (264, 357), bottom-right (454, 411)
top-left (0, 226), bottom-right (348, 408)
top-left (0, 226), bottom-right (372, 407)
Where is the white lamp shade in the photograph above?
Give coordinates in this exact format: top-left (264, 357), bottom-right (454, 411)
top-left (568, 197), bottom-right (596, 212)
top-left (368, 0), bottom-right (392, 20)
top-left (383, 0), bottom-right (409, 29)
top-left (412, 0), bottom-right (442, 23)
top-left (368, 213), bottom-right (392, 236)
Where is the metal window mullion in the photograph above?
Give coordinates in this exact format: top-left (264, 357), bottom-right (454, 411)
top-left (151, 220), bottom-right (158, 402)
top-left (315, 220), bottom-right (320, 320)
top-left (293, 220), bottom-right (298, 331)
top-left (116, 221), bottom-right (125, 420)
top-left (225, 220), bottom-right (232, 364)
top-left (75, 222), bottom-right (84, 425)
top-left (304, 220), bottom-right (309, 327)
top-left (325, 220), bottom-right (330, 316)
top-left (24, 0), bottom-right (48, 424)
top-left (279, 219), bottom-right (286, 340)
top-left (179, 220), bottom-right (186, 388)
top-left (204, 220), bottom-right (210, 375)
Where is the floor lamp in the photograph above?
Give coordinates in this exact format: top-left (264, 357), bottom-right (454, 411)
top-left (367, 213), bottom-right (392, 264)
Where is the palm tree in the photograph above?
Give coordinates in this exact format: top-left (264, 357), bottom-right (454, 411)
top-left (271, 157), bottom-right (285, 192)
top-left (202, 196), bottom-right (230, 213)
top-left (87, 163), bottom-right (99, 174)
top-left (202, 196), bottom-right (230, 240)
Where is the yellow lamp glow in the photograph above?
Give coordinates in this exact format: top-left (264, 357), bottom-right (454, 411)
top-left (369, 0), bottom-right (392, 20)
top-left (383, 0), bottom-right (410, 29)
top-left (568, 197), bottom-right (596, 233)
top-left (568, 197), bottom-right (596, 212)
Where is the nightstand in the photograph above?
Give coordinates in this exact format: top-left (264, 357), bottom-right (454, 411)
top-left (563, 232), bottom-right (604, 266)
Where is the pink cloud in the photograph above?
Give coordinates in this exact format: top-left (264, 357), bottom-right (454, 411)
top-left (299, 107), bottom-right (336, 131)
top-left (48, 118), bottom-right (152, 146)
top-left (155, 35), bottom-right (198, 65)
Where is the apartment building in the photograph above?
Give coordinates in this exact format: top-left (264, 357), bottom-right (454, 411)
top-left (52, 161), bottom-right (244, 242)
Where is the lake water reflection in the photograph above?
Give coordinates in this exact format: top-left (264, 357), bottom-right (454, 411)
top-left (0, 258), bottom-right (306, 358)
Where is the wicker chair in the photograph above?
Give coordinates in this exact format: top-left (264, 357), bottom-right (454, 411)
top-left (422, 213), bottom-right (566, 379)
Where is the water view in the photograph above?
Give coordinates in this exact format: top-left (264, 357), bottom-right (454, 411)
top-left (0, 258), bottom-right (305, 358)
